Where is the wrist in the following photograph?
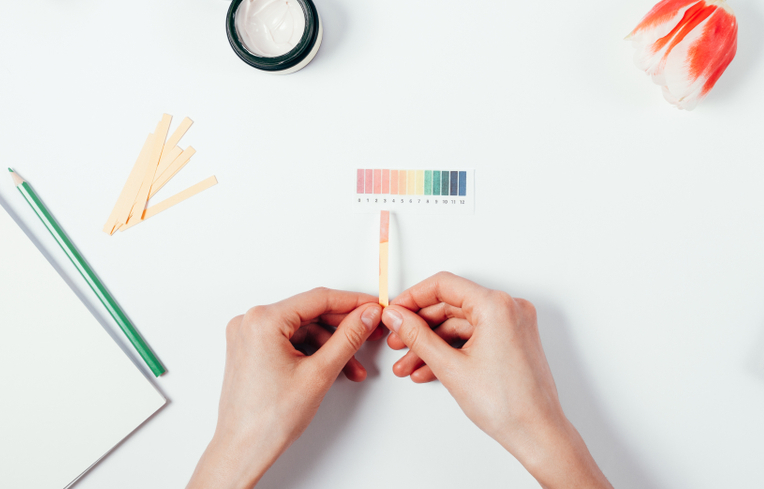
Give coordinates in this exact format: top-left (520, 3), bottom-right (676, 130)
top-left (187, 428), bottom-right (288, 489)
top-left (500, 416), bottom-right (611, 489)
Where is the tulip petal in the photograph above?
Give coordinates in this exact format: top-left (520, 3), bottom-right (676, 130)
top-left (628, 0), bottom-right (701, 45)
top-left (632, 1), bottom-right (709, 75)
top-left (661, 4), bottom-right (737, 109)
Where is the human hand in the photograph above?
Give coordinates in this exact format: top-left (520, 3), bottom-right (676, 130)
top-left (382, 273), bottom-right (611, 489)
top-left (187, 288), bottom-right (384, 489)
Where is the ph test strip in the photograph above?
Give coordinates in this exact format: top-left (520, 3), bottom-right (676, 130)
top-left (354, 169), bottom-right (474, 214)
top-left (379, 210), bottom-right (390, 307)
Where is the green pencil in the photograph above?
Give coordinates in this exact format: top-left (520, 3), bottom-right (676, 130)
top-left (9, 168), bottom-right (166, 377)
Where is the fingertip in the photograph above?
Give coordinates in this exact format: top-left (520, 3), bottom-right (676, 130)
top-left (368, 324), bottom-right (388, 342)
top-left (343, 357), bottom-right (367, 382)
top-left (382, 305), bottom-right (411, 334)
top-left (411, 366), bottom-right (437, 383)
top-left (392, 361), bottom-right (408, 378)
top-left (387, 331), bottom-right (406, 350)
top-left (384, 304), bottom-right (422, 322)
top-left (393, 350), bottom-right (424, 378)
top-left (349, 368), bottom-right (368, 382)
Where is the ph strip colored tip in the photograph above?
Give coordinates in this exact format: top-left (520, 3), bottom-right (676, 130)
top-left (8, 168), bottom-right (14, 173)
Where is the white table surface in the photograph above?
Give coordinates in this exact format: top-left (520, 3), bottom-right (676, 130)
top-left (2, 0), bottom-right (764, 487)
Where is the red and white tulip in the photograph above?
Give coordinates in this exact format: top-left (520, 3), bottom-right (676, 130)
top-left (627, 0), bottom-right (737, 110)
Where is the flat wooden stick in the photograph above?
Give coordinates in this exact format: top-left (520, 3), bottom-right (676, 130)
top-left (102, 133), bottom-right (153, 234)
top-left (166, 117), bottom-right (193, 149)
top-left (153, 117), bottom-right (192, 177)
top-left (126, 114), bottom-right (172, 225)
top-left (154, 146), bottom-right (183, 183)
top-left (149, 146), bottom-right (196, 199)
top-left (121, 176), bottom-right (218, 231)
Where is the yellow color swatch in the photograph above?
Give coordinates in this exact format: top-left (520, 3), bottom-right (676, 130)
top-left (416, 170), bottom-right (424, 195)
top-left (407, 170), bottom-right (416, 195)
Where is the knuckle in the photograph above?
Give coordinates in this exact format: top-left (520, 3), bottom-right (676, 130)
top-left (244, 304), bottom-right (270, 322)
top-left (434, 271), bottom-right (455, 281)
top-left (515, 298), bottom-right (537, 321)
top-left (453, 319), bottom-right (469, 339)
top-left (401, 322), bottom-right (421, 350)
top-left (225, 315), bottom-right (244, 342)
top-left (342, 324), bottom-right (366, 351)
top-left (443, 303), bottom-right (458, 319)
top-left (241, 305), bottom-right (272, 337)
top-left (490, 290), bottom-right (516, 310)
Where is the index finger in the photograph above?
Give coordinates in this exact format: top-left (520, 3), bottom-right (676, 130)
top-left (390, 272), bottom-right (490, 325)
top-left (266, 287), bottom-right (378, 339)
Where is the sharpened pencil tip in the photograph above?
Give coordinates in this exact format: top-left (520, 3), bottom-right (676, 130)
top-left (9, 170), bottom-right (24, 186)
top-left (8, 168), bottom-right (13, 173)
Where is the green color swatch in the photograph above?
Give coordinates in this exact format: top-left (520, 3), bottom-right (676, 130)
top-left (432, 171), bottom-right (441, 195)
top-left (441, 170), bottom-right (450, 196)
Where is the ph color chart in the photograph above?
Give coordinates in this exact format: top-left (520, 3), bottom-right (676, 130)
top-left (354, 169), bottom-right (474, 214)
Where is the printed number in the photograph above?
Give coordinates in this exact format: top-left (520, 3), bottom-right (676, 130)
top-left (409, 199), bottom-right (413, 203)
top-left (383, 199), bottom-right (387, 203)
top-left (357, 198), bottom-right (361, 202)
top-left (375, 199), bottom-right (378, 203)
top-left (443, 200), bottom-right (448, 204)
top-left (451, 200), bottom-right (456, 204)
top-left (460, 200), bottom-right (465, 204)
top-left (418, 199), bottom-right (421, 203)
top-left (366, 198), bottom-right (369, 203)
top-left (426, 199), bottom-right (429, 203)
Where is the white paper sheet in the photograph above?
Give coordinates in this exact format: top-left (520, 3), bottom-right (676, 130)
top-left (0, 205), bottom-right (166, 488)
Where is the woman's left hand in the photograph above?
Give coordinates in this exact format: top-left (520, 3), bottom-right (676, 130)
top-left (187, 288), bottom-right (384, 489)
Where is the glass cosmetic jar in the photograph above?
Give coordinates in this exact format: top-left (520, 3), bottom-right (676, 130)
top-left (226, 0), bottom-right (323, 74)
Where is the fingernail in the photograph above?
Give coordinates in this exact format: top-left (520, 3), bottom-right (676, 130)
top-left (383, 309), bottom-right (403, 333)
top-left (361, 306), bottom-right (379, 332)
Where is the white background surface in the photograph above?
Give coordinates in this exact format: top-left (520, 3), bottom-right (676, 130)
top-left (2, 0), bottom-right (764, 487)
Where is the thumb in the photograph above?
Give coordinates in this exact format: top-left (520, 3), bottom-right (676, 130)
top-left (312, 303), bottom-right (382, 377)
top-left (382, 305), bottom-right (457, 376)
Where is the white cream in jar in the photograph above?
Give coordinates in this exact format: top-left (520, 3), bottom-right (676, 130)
top-left (235, 0), bottom-right (307, 57)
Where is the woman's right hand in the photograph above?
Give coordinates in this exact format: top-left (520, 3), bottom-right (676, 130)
top-left (381, 272), bottom-right (612, 489)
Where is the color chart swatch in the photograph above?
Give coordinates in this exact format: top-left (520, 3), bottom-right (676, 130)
top-left (354, 169), bottom-right (474, 214)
